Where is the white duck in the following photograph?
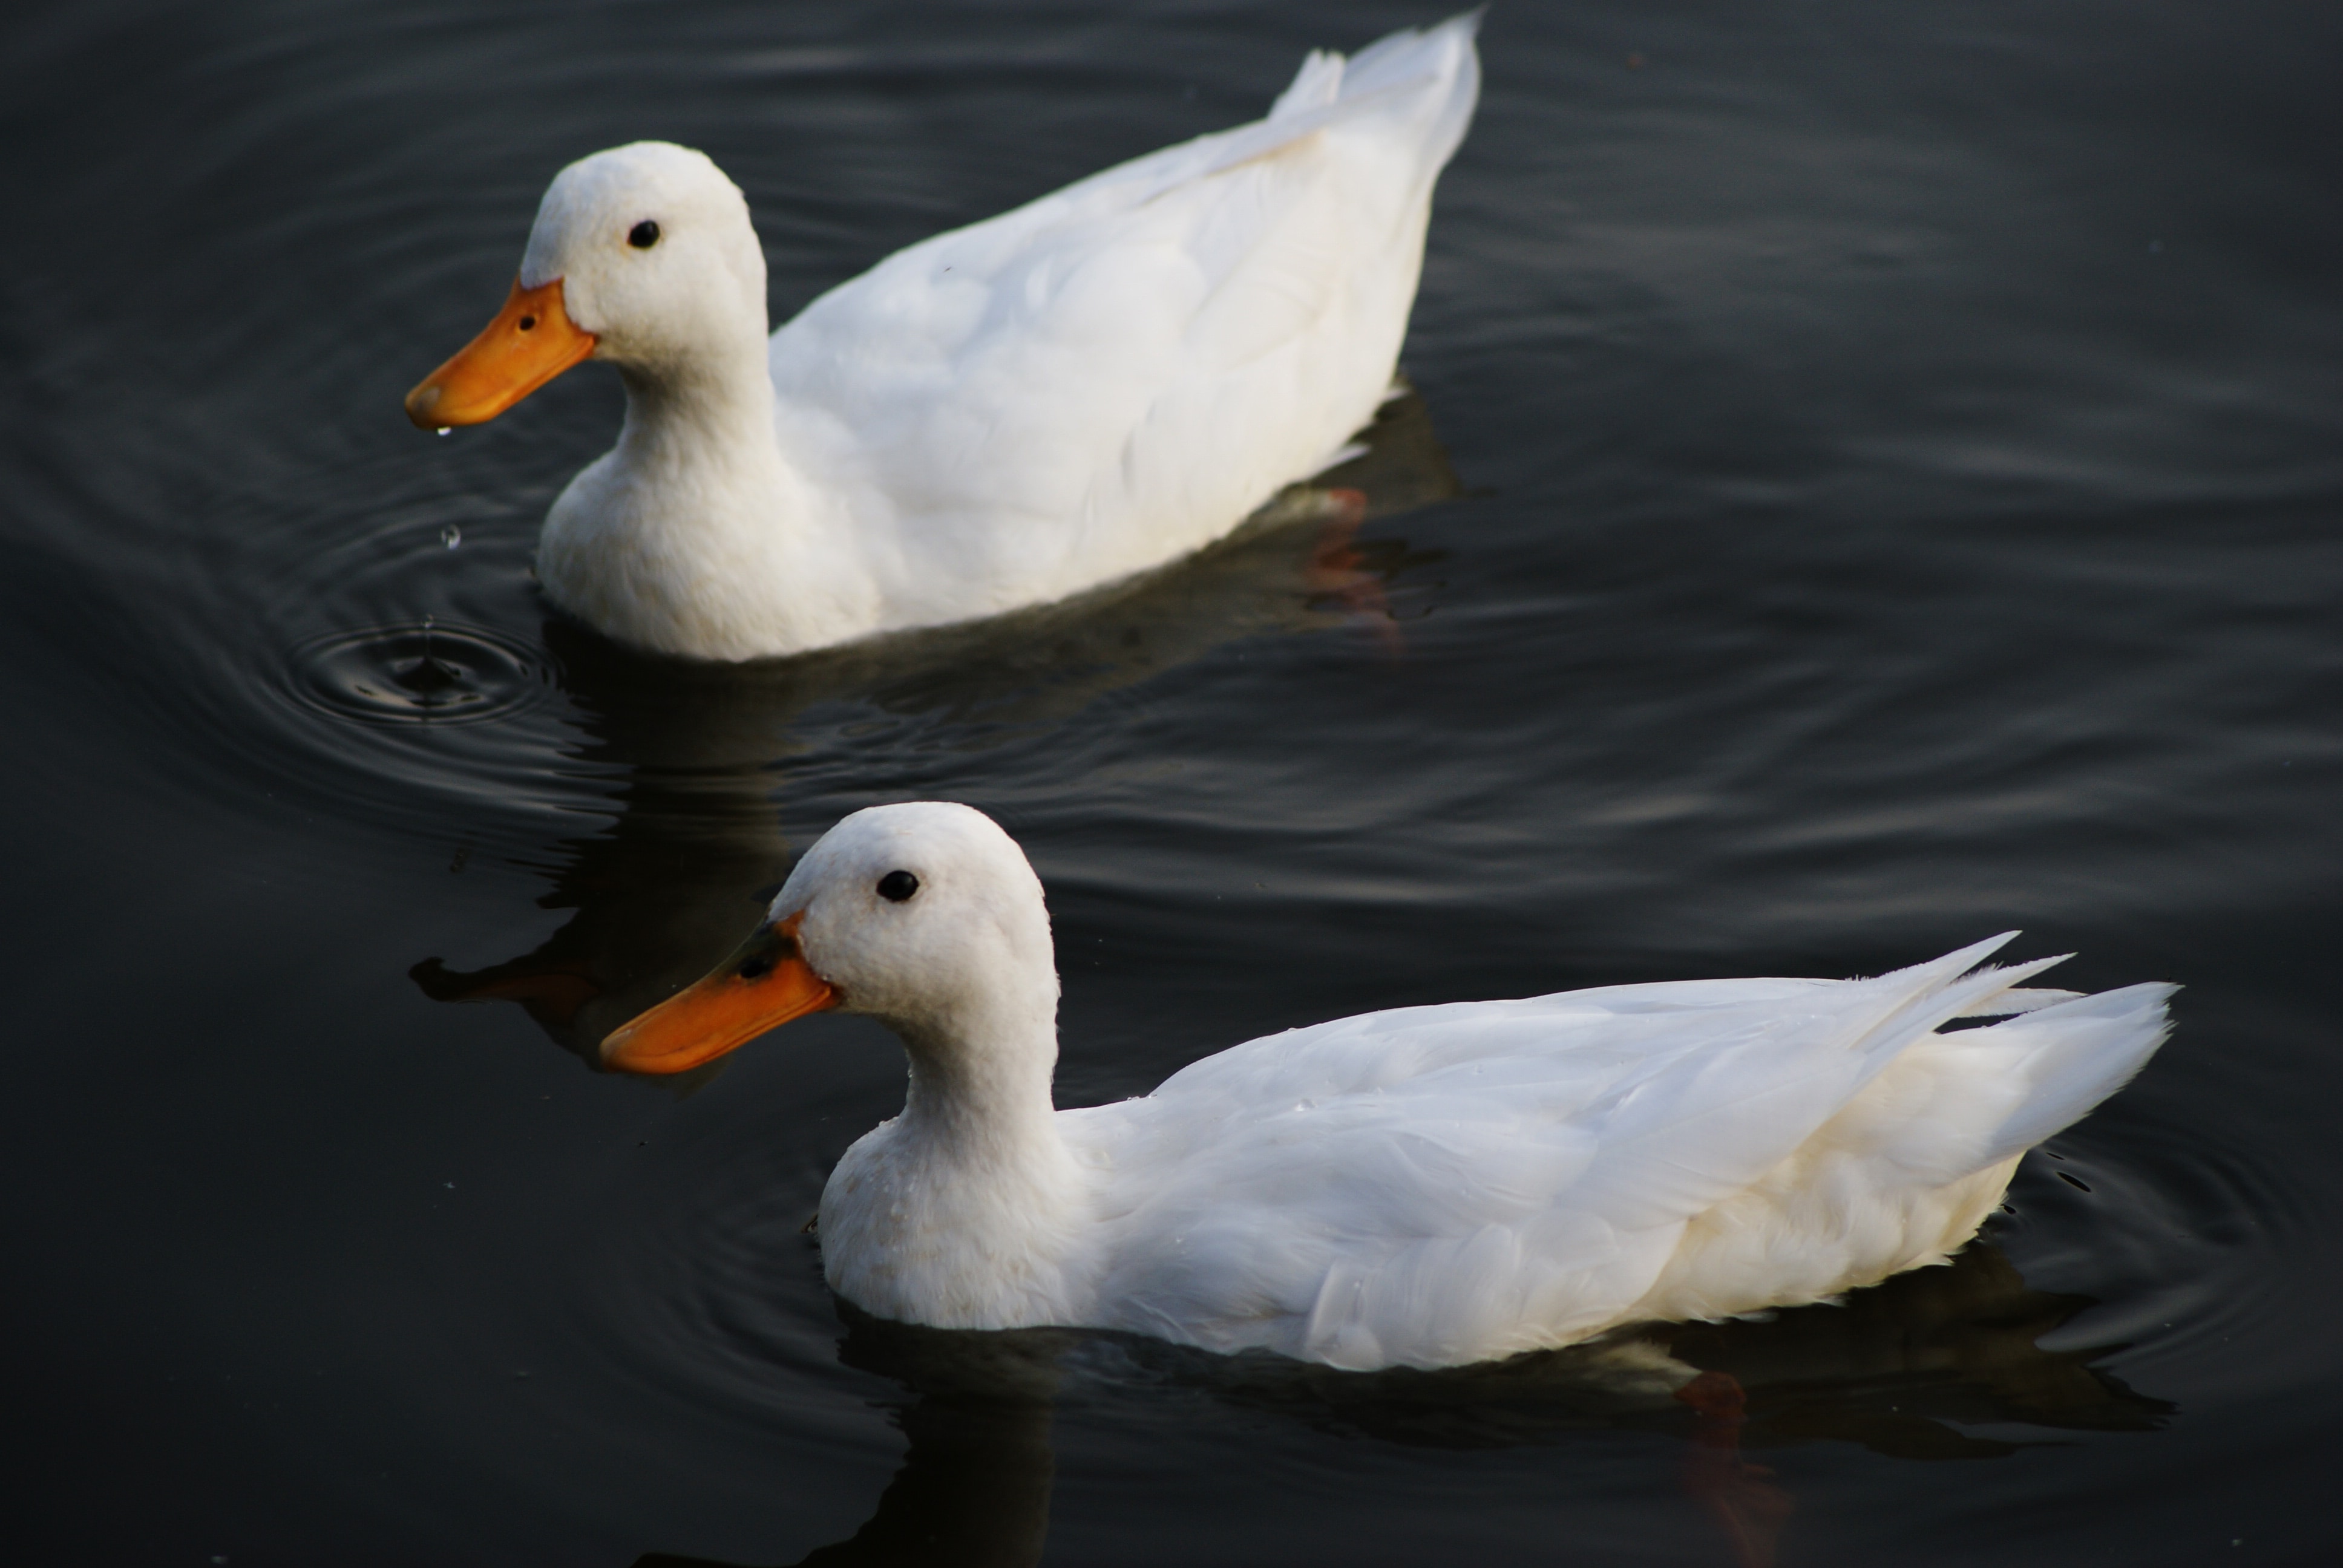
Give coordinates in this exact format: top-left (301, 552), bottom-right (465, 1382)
top-left (404, 17), bottom-right (1481, 661)
top-left (601, 802), bottom-right (2174, 1372)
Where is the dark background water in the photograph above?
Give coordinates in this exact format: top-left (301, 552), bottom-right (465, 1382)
top-left (5, 2), bottom-right (2340, 1563)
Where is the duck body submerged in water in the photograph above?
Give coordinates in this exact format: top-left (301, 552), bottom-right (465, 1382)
top-left (602, 803), bottom-right (2174, 1373)
top-left (405, 17), bottom-right (1482, 661)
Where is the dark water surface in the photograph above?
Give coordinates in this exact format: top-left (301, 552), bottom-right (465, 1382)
top-left (6, 2), bottom-right (2341, 1563)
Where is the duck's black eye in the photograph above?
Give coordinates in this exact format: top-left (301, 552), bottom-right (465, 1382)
top-left (877, 871), bottom-right (919, 903)
top-left (628, 220), bottom-right (661, 249)
top-left (517, 315), bottom-right (537, 332)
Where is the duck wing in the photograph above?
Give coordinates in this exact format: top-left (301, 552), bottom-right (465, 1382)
top-left (1063, 936), bottom-right (2171, 1370)
top-left (765, 16), bottom-right (1481, 626)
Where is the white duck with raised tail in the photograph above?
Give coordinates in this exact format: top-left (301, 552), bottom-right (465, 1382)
top-left (601, 803), bottom-right (2174, 1372)
top-left (405, 17), bottom-right (1481, 661)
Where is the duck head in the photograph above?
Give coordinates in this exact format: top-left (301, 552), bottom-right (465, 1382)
top-left (404, 141), bottom-right (769, 428)
top-left (601, 802), bottom-right (1061, 1076)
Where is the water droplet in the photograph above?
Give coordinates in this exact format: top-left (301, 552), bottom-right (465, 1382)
top-left (436, 426), bottom-right (452, 436)
top-left (441, 523), bottom-right (462, 550)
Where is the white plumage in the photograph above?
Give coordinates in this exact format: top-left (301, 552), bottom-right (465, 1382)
top-left (601, 802), bottom-right (2174, 1372)
top-left (410, 17), bottom-right (1483, 661)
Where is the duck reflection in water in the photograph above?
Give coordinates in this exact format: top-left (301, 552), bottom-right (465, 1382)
top-left (411, 387), bottom-right (1457, 1060)
top-left (626, 1243), bottom-right (2165, 1568)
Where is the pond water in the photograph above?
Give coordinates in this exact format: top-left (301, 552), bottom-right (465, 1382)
top-left (5, 2), bottom-right (2340, 1564)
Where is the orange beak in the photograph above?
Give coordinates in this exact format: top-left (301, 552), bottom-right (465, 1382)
top-left (404, 275), bottom-right (597, 429)
top-left (600, 912), bottom-right (838, 1075)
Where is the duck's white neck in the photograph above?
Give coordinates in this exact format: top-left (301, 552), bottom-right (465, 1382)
top-left (538, 339), bottom-right (827, 661)
top-left (820, 979), bottom-right (1088, 1328)
top-left (608, 340), bottom-right (778, 468)
top-left (893, 1010), bottom-right (1065, 1161)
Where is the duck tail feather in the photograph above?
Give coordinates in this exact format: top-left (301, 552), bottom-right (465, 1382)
top-left (1270, 50), bottom-right (1348, 120)
top-left (1978, 983), bottom-right (2177, 1163)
